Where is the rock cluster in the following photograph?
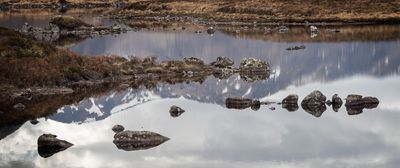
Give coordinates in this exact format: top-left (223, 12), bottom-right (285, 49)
top-left (225, 97), bottom-right (261, 111)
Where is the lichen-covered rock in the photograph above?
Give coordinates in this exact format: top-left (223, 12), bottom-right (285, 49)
top-left (113, 131), bottom-right (169, 151)
top-left (213, 66), bottom-right (234, 79)
top-left (239, 58), bottom-right (269, 69)
top-left (169, 105), bottom-right (185, 117)
top-left (37, 134), bottom-right (73, 158)
top-left (210, 56), bottom-right (234, 68)
top-left (112, 125), bottom-right (125, 133)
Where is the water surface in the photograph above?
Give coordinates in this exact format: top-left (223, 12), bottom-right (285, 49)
top-left (1, 13), bottom-right (400, 168)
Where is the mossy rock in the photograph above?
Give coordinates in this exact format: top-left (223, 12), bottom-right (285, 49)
top-left (50, 15), bottom-right (89, 30)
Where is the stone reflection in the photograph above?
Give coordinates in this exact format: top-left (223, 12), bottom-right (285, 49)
top-left (112, 126), bottom-right (170, 151)
top-left (224, 91), bottom-right (379, 117)
top-left (345, 95), bottom-right (380, 115)
top-left (37, 134), bottom-right (73, 158)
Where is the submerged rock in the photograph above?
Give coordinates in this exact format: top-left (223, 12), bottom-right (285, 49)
top-left (37, 134), bottom-right (73, 158)
top-left (225, 97), bottom-right (261, 111)
top-left (169, 105), bottom-right (185, 117)
top-left (112, 125), bottom-right (125, 133)
top-left (113, 131), bottom-right (170, 151)
top-left (301, 90), bottom-right (327, 117)
top-left (210, 56), bottom-right (234, 68)
top-left (282, 94), bottom-right (299, 112)
top-left (286, 45), bottom-right (306, 50)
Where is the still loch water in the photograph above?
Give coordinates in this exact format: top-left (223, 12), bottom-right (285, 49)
top-left (1, 12), bottom-right (400, 168)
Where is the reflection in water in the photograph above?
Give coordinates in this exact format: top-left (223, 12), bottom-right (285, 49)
top-left (113, 130), bottom-right (170, 151)
top-left (1, 13), bottom-right (400, 168)
top-left (37, 134), bottom-right (73, 158)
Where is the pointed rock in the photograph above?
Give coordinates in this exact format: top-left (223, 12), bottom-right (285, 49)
top-left (301, 90), bottom-right (327, 117)
top-left (169, 105), bottom-right (185, 117)
top-left (37, 134), bottom-right (73, 158)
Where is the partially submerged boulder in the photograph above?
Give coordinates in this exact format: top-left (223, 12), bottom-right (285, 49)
top-left (113, 130), bottom-right (170, 151)
top-left (301, 90), bottom-right (327, 117)
top-left (282, 94), bottom-right (299, 112)
top-left (50, 15), bottom-right (89, 30)
top-left (331, 94), bottom-right (343, 112)
top-left (286, 45), bottom-right (306, 50)
top-left (169, 105), bottom-right (185, 117)
top-left (225, 97), bottom-right (261, 111)
top-left (210, 56), bottom-right (234, 68)
top-left (239, 58), bottom-right (270, 82)
top-left (345, 94), bottom-right (379, 115)
top-left (37, 134), bottom-right (73, 158)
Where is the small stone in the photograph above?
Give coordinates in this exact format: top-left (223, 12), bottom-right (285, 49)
top-left (112, 125), bottom-right (125, 133)
top-left (169, 105), bottom-right (185, 117)
top-left (269, 107), bottom-right (276, 110)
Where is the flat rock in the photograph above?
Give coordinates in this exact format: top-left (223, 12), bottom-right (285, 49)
top-left (112, 125), bottom-right (125, 133)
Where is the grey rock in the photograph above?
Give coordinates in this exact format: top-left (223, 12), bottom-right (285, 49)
top-left (207, 27), bottom-right (215, 34)
top-left (210, 56), bottom-right (234, 68)
top-left (113, 131), bottom-right (169, 151)
top-left (37, 134), bottom-right (73, 158)
top-left (112, 125), bottom-right (125, 133)
top-left (225, 97), bottom-right (261, 111)
top-left (169, 105), bottom-right (185, 117)
top-left (332, 94), bottom-right (343, 112)
top-left (183, 57), bottom-right (204, 65)
top-left (345, 95), bottom-right (379, 115)
top-left (282, 94), bottom-right (298, 104)
top-left (30, 119), bottom-right (39, 125)
top-left (286, 45), bottom-right (306, 50)
top-left (301, 90), bottom-right (327, 117)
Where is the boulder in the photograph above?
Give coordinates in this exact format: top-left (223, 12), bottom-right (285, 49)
top-left (112, 125), bottom-right (125, 133)
top-left (169, 105), bottom-right (185, 117)
top-left (310, 25), bottom-right (318, 32)
top-left (225, 97), bottom-right (261, 111)
top-left (331, 94), bottom-right (343, 112)
top-left (37, 134), bottom-right (73, 158)
top-left (301, 90), bottom-right (327, 117)
top-left (113, 131), bottom-right (169, 151)
top-left (282, 94), bottom-right (299, 112)
top-left (282, 94), bottom-right (298, 104)
top-left (345, 95), bottom-right (379, 115)
top-left (50, 15), bottom-right (88, 30)
top-left (240, 58), bottom-right (269, 69)
top-left (210, 56), bottom-right (234, 68)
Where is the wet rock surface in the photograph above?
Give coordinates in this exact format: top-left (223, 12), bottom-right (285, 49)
top-left (37, 134), bottom-right (73, 158)
top-left (112, 125), bottom-right (125, 133)
top-left (301, 90), bottom-right (327, 117)
top-left (169, 105), bottom-right (185, 117)
top-left (281, 94), bottom-right (299, 112)
top-left (225, 97), bottom-right (261, 111)
top-left (113, 130), bottom-right (170, 151)
top-left (345, 95), bottom-right (379, 115)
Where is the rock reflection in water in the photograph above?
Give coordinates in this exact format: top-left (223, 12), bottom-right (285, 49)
top-left (345, 95), bottom-right (380, 115)
top-left (113, 130), bottom-right (170, 151)
top-left (37, 134), bottom-right (73, 158)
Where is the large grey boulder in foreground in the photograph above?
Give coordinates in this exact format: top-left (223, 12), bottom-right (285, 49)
top-left (37, 134), bottom-right (73, 158)
top-left (113, 131), bottom-right (170, 151)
